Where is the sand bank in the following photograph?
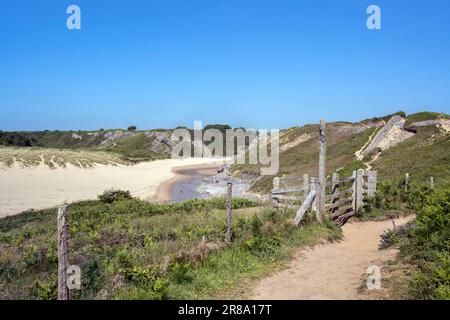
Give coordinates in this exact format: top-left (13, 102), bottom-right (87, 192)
top-left (0, 158), bottom-right (226, 218)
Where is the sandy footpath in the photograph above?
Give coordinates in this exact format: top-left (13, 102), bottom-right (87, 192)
top-left (251, 216), bottom-right (414, 300)
top-left (0, 158), bottom-right (226, 218)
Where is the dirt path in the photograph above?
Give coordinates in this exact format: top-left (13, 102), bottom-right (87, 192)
top-left (251, 216), bottom-right (413, 300)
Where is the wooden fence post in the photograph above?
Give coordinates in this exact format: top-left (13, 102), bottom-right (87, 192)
top-left (331, 172), bottom-right (339, 213)
top-left (225, 183), bottom-right (233, 242)
top-left (356, 169), bottom-right (364, 211)
top-left (311, 178), bottom-right (317, 212)
top-left (303, 174), bottom-right (309, 200)
top-left (351, 171), bottom-right (357, 211)
top-left (273, 177), bottom-right (280, 191)
top-left (404, 173), bottom-right (409, 192)
top-left (312, 178), bottom-right (322, 223)
top-left (430, 177), bottom-right (434, 190)
top-left (318, 119), bottom-right (326, 215)
top-left (57, 205), bottom-right (70, 300)
top-left (367, 171), bottom-right (377, 197)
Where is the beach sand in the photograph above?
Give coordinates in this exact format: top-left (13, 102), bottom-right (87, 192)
top-left (0, 158), bottom-right (226, 218)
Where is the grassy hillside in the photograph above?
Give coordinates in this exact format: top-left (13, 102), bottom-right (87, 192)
top-left (234, 123), bottom-right (377, 193)
top-left (232, 111), bottom-right (449, 194)
top-left (0, 129), bottom-right (172, 162)
top-left (0, 195), bottom-right (340, 299)
top-left (0, 124), bottom-right (245, 164)
top-left (405, 111), bottom-right (450, 127)
top-left (372, 125), bottom-right (450, 183)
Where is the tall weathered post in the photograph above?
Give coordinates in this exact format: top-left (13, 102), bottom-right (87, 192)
top-left (57, 205), bottom-right (70, 300)
top-left (404, 173), bottom-right (409, 192)
top-left (367, 171), bottom-right (378, 197)
top-left (351, 170), bottom-right (357, 211)
top-left (272, 177), bottom-right (280, 191)
top-left (356, 169), bottom-right (364, 211)
top-left (430, 177), bottom-right (434, 190)
top-left (318, 119), bottom-right (326, 215)
top-left (225, 183), bottom-right (233, 242)
top-left (310, 177), bottom-right (322, 223)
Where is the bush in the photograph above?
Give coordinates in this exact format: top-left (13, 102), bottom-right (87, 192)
top-left (120, 266), bottom-right (169, 299)
top-left (31, 276), bottom-right (57, 300)
top-left (410, 253), bottom-right (450, 300)
top-left (379, 223), bottom-right (413, 249)
top-left (170, 263), bottom-right (192, 284)
top-left (373, 180), bottom-right (449, 299)
top-left (250, 214), bottom-right (263, 236)
top-left (401, 187), bottom-right (449, 299)
top-left (98, 189), bottom-right (132, 203)
top-left (22, 245), bottom-right (39, 268)
top-left (127, 126), bottom-right (137, 131)
top-left (116, 248), bottom-right (133, 268)
top-left (374, 180), bottom-right (404, 210)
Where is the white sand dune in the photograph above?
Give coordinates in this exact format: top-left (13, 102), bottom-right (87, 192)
top-left (0, 158), bottom-right (226, 218)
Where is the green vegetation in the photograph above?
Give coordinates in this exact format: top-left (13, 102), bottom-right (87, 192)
top-left (372, 125), bottom-right (450, 182)
top-left (360, 111), bottom-right (406, 124)
top-left (373, 180), bottom-right (450, 300)
top-left (405, 111), bottom-right (449, 126)
top-left (339, 160), bottom-right (366, 178)
top-left (100, 133), bottom-right (165, 160)
top-left (0, 195), bottom-right (341, 299)
top-left (0, 131), bottom-right (37, 147)
top-left (0, 123), bottom-right (242, 164)
top-left (98, 189), bottom-right (133, 203)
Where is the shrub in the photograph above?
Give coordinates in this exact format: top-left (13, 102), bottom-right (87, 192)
top-left (98, 189), bottom-right (132, 203)
top-left (120, 266), bottom-right (169, 299)
top-left (120, 266), bottom-right (156, 287)
top-left (400, 187), bottom-right (449, 299)
top-left (127, 126), bottom-right (137, 131)
top-left (379, 223), bottom-right (414, 249)
top-left (82, 260), bottom-right (104, 295)
top-left (250, 214), bottom-right (263, 236)
top-left (170, 263), bottom-right (192, 284)
top-left (410, 253), bottom-right (450, 300)
top-left (116, 248), bottom-right (133, 268)
top-left (374, 180), bottom-right (404, 209)
top-left (22, 245), bottom-right (39, 269)
top-left (31, 276), bottom-right (57, 300)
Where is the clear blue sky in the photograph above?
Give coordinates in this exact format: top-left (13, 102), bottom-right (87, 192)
top-left (1, 0), bottom-right (449, 131)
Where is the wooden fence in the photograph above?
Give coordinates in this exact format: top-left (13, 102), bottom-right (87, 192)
top-left (271, 169), bottom-right (377, 226)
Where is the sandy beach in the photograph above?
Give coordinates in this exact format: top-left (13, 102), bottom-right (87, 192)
top-left (0, 158), bottom-right (226, 218)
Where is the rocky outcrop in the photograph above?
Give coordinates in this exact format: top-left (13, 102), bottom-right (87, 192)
top-left (362, 115), bottom-right (411, 154)
top-left (101, 131), bottom-right (136, 144)
top-left (197, 164), bottom-right (255, 197)
top-left (410, 119), bottom-right (450, 132)
top-left (71, 133), bottom-right (82, 140)
top-left (376, 120), bottom-right (415, 150)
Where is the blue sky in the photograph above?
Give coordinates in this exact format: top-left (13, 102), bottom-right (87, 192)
top-left (1, 0), bottom-right (449, 131)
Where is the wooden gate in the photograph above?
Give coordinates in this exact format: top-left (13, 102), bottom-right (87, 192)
top-left (270, 169), bottom-right (377, 226)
